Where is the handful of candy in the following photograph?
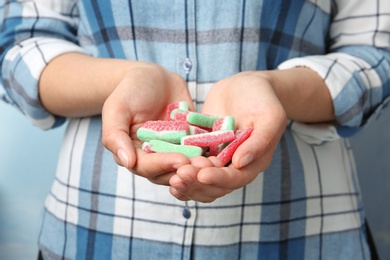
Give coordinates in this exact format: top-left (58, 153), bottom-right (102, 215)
top-left (136, 101), bottom-right (253, 165)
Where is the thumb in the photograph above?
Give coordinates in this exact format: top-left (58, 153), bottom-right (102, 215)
top-left (102, 101), bottom-right (137, 169)
top-left (231, 123), bottom-right (284, 170)
top-left (231, 128), bottom-right (272, 169)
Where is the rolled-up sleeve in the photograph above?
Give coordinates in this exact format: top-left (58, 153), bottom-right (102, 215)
top-left (0, 1), bottom-right (88, 130)
top-left (278, 1), bottom-right (390, 137)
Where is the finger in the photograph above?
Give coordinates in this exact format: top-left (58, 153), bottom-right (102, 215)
top-left (197, 159), bottom-right (263, 190)
top-left (171, 183), bottom-right (231, 203)
top-left (134, 150), bottom-right (191, 179)
top-left (169, 184), bottom-right (228, 203)
top-left (169, 186), bottom-right (191, 201)
top-left (102, 101), bottom-right (137, 168)
top-left (169, 173), bottom-right (193, 201)
top-left (231, 128), bottom-right (271, 169)
top-left (197, 167), bottom-right (240, 186)
top-left (173, 157), bottom-right (221, 185)
top-left (148, 171), bottom-right (176, 186)
top-left (172, 165), bottom-right (234, 202)
top-left (189, 156), bottom-right (215, 168)
top-left (232, 114), bottom-right (286, 169)
top-left (171, 164), bottom-right (198, 186)
top-left (206, 156), bottom-right (225, 167)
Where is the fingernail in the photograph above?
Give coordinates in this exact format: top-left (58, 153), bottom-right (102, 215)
top-left (118, 149), bottom-right (129, 168)
top-left (238, 153), bottom-right (253, 168)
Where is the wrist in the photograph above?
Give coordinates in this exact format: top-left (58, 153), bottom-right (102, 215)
top-left (235, 68), bottom-right (333, 123)
top-left (263, 67), bottom-right (335, 122)
top-left (39, 52), bottom-right (159, 117)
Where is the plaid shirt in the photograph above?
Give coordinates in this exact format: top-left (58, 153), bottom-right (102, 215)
top-left (1, 0), bottom-right (390, 259)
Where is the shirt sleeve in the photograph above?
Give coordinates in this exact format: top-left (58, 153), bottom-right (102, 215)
top-left (278, 0), bottom-right (390, 138)
top-left (0, 1), bottom-right (88, 130)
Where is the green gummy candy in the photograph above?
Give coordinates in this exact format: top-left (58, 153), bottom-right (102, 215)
top-left (149, 140), bottom-right (203, 158)
top-left (177, 101), bottom-right (189, 110)
top-left (137, 128), bottom-right (187, 143)
top-left (187, 112), bottom-right (221, 129)
top-left (213, 115), bottom-right (235, 131)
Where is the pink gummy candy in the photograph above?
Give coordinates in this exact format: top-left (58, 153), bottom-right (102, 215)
top-left (188, 125), bottom-right (210, 135)
top-left (166, 102), bottom-right (188, 121)
top-left (181, 130), bottom-right (236, 147)
top-left (137, 120), bottom-right (189, 143)
top-left (209, 116), bottom-right (235, 156)
top-left (212, 116), bottom-right (234, 131)
top-left (217, 128), bottom-right (254, 165)
top-left (170, 109), bottom-right (189, 121)
top-left (141, 120), bottom-right (188, 131)
top-left (208, 143), bottom-right (227, 157)
top-left (212, 119), bottom-right (224, 131)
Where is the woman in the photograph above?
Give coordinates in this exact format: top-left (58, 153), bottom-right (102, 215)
top-left (1, 1), bottom-right (389, 259)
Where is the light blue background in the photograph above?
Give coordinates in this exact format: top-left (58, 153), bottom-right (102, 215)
top-left (0, 101), bottom-right (66, 259)
top-left (0, 100), bottom-right (389, 259)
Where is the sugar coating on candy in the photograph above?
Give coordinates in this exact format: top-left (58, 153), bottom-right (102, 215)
top-left (181, 130), bottom-right (236, 147)
top-left (137, 101), bottom-right (253, 159)
top-left (217, 128), bottom-right (254, 165)
top-left (137, 120), bottom-right (188, 141)
top-left (136, 120), bottom-right (188, 143)
top-left (137, 129), bottom-right (187, 144)
top-left (209, 142), bottom-right (229, 156)
top-left (141, 120), bottom-right (188, 131)
top-left (149, 140), bottom-right (203, 158)
top-left (170, 109), bottom-right (189, 121)
top-left (167, 102), bottom-right (188, 121)
top-left (188, 125), bottom-right (210, 135)
top-left (209, 116), bottom-right (235, 156)
top-left (212, 116), bottom-right (235, 131)
top-left (186, 111), bottom-right (221, 129)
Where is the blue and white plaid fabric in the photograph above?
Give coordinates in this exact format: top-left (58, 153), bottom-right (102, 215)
top-left (1, 0), bottom-right (390, 259)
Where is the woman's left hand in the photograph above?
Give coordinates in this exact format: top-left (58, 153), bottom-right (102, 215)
top-left (169, 71), bottom-right (287, 202)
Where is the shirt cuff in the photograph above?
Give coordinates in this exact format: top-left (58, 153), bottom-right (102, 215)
top-left (277, 53), bottom-right (389, 141)
top-left (278, 52), bottom-right (387, 126)
top-left (2, 37), bottom-right (88, 130)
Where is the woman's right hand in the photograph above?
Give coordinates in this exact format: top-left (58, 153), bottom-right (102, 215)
top-left (39, 53), bottom-right (194, 186)
top-left (102, 63), bottom-right (194, 185)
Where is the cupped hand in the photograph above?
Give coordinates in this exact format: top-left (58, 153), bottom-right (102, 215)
top-left (102, 63), bottom-right (194, 185)
top-left (169, 71), bottom-right (287, 202)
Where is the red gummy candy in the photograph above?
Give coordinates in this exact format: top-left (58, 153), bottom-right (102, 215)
top-left (166, 102), bottom-right (188, 121)
top-left (209, 116), bottom-right (235, 156)
top-left (188, 125), bottom-right (210, 135)
top-left (217, 128), bottom-right (254, 165)
top-left (209, 143), bottom-right (226, 156)
top-left (171, 109), bottom-right (189, 121)
top-left (142, 120), bottom-right (188, 132)
top-left (181, 130), bottom-right (236, 147)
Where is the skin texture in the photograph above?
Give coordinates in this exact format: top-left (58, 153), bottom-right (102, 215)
top-left (39, 52), bottom-right (334, 202)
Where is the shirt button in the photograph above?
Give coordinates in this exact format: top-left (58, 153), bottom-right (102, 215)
top-left (182, 58), bottom-right (192, 73)
top-left (182, 208), bottom-right (191, 219)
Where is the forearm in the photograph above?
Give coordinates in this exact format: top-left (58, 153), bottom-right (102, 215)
top-left (262, 67), bottom-right (335, 123)
top-left (39, 52), bottom-right (141, 117)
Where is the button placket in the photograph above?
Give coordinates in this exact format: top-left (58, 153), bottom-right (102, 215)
top-left (182, 207), bottom-right (192, 219)
top-left (182, 57), bottom-right (193, 73)
top-left (180, 200), bottom-right (196, 259)
top-left (183, 0), bottom-right (198, 106)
